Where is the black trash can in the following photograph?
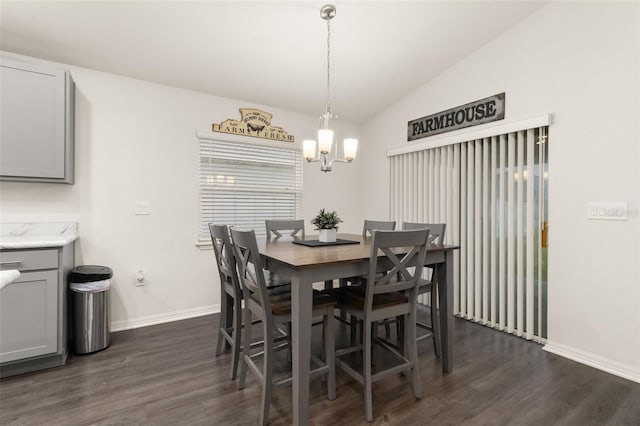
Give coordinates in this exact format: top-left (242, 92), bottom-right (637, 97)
top-left (70, 265), bottom-right (113, 354)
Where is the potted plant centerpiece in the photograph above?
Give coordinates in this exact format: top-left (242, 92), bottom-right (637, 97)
top-left (311, 209), bottom-right (343, 243)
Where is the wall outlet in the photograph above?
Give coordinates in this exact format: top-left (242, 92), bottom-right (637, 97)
top-left (136, 269), bottom-right (146, 286)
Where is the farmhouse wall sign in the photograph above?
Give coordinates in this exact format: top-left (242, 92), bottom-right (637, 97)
top-left (212, 108), bottom-right (295, 142)
top-left (407, 93), bottom-right (505, 142)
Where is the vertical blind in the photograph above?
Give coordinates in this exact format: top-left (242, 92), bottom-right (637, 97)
top-left (199, 136), bottom-right (303, 241)
top-left (389, 125), bottom-right (548, 341)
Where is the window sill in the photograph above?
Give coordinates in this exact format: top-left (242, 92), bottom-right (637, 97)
top-left (196, 240), bottom-right (213, 250)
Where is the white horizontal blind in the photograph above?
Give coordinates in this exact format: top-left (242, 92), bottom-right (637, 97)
top-left (389, 125), bottom-right (548, 341)
top-left (199, 137), bottom-right (302, 241)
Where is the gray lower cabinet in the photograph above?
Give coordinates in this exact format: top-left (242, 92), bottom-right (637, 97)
top-left (0, 244), bottom-right (75, 377)
top-left (0, 270), bottom-right (58, 363)
top-left (0, 56), bottom-right (75, 184)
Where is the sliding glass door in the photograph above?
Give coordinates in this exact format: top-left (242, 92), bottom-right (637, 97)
top-left (389, 125), bottom-right (548, 342)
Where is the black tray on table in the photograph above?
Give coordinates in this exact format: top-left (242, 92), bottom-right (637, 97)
top-left (292, 239), bottom-right (360, 247)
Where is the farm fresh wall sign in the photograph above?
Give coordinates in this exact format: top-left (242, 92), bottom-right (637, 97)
top-left (212, 108), bottom-right (295, 142)
top-left (408, 93), bottom-right (505, 141)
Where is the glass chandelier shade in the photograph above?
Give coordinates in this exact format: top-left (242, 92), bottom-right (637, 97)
top-left (318, 110), bottom-right (338, 154)
top-left (343, 138), bottom-right (358, 161)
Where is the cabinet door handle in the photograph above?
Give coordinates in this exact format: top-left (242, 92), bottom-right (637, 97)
top-left (0, 261), bottom-right (23, 266)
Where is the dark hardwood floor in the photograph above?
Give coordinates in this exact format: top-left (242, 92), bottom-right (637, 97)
top-left (1, 310), bottom-right (639, 426)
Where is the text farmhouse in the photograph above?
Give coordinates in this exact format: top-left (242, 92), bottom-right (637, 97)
top-left (408, 93), bottom-right (505, 141)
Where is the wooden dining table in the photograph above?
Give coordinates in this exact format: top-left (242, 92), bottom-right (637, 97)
top-left (257, 233), bottom-right (458, 425)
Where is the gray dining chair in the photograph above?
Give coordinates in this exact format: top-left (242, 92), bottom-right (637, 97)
top-left (230, 228), bottom-right (337, 426)
top-left (263, 220), bottom-right (306, 288)
top-left (362, 219), bottom-right (397, 237)
top-left (209, 223), bottom-right (243, 380)
top-left (325, 229), bottom-right (429, 422)
top-left (402, 222), bottom-right (446, 357)
top-left (209, 224), bottom-right (290, 382)
top-left (265, 219), bottom-right (305, 239)
top-left (339, 219), bottom-right (397, 289)
top-left (334, 219), bottom-right (399, 324)
top-left (266, 219), bottom-right (336, 291)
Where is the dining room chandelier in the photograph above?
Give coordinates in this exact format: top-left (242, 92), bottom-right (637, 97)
top-left (303, 4), bottom-right (358, 172)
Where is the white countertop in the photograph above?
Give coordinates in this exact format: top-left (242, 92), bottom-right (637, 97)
top-left (0, 270), bottom-right (20, 289)
top-left (0, 223), bottom-right (78, 249)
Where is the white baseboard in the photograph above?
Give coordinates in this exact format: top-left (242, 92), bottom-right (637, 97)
top-left (543, 341), bottom-right (640, 384)
top-left (110, 304), bottom-right (221, 332)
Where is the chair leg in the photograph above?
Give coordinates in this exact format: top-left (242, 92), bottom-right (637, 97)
top-left (286, 322), bottom-right (292, 363)
top-left (384, 320), bottom-right (391, 337)
top-left (398, 315), bottom-right (408, 378)
top-left (407, 312), bottom-right (421, 400)
top-left (260, 318), bottom-right (274, 426)
top-left (324, 279), bottom-right (334, 290)
top-left (431, 284), bottom-right (442, 358)
top-left (216, 292), bottom-right (228, 355)
top-left (225, 293), bottom-right (234, 347)
top-left (230, 295), bottom-right (242, 380)
top-left (398, 315), bottom-right (405, 346)
top-left (350, 317), bottom-right (358, 346)
top-left (238, 307), bottom-right (252, 390)
top-left (371, 322), bottom-right (379, 367)
top-left (363, 319), bottom-right (374, 422)
top-left (338, 279), bottom-right (349, 322)
top-left (324, 309), bottom-right (336, 400)
top-left (399, 316), bottom-right (406, 358)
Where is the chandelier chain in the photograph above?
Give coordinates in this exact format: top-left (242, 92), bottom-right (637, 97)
top-left (326, 18), bottom-right (331, 113)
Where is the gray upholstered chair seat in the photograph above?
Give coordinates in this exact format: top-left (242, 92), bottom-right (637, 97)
top-left (263, 270), bottom-right (290, 288)
top-left (251, 289), bottom-right (335, 316)
top-left (324, 285), bottom-right (408, 311)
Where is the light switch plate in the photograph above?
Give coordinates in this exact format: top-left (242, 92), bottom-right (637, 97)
top-left (587, 202), bottom-right (628, 221)
top-left (135, 201), bottom-right (150, 215)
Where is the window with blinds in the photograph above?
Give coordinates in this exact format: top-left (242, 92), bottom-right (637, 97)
top-left (198, 136), bottom-right (303, 242)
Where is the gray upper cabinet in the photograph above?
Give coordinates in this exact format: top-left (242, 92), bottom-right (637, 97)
top-left (0, 57), bottom-right (74, 184)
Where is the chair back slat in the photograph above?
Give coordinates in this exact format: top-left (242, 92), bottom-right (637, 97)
top-left (209, 224), bottom-right (240, 293)
top-left (230, 229), bottom-right (272, 318)
top-left (365, 229), bottom-right (429, 309)
top-left (265, 219), bottom-right (305, 240)
top-left (402, 222), bottom-right (446, 244)
top-left (362, 219), bottom-right (396, 237)
top-left (376, 246), bottom-right (422, 284)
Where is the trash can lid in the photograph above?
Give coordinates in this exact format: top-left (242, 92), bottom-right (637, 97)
top-left (70, 265), bottom-right (113, 283)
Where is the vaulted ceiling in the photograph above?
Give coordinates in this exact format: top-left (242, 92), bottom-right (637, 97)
top-left (0, 1), bottom-right (548, 123)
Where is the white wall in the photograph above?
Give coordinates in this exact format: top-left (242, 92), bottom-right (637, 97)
top-left (359, 2), bottom-right (640, 381)
top-left (0, 52), bottom-right (362, 329)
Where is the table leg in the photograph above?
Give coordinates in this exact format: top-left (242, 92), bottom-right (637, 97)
top-left (437, 249), bottom-right (454, 373)
top-left (291, 275), bottom-right (312, 425)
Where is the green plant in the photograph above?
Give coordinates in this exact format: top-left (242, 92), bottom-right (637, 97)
top-left (311, 208), bottom-right (343, 230)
